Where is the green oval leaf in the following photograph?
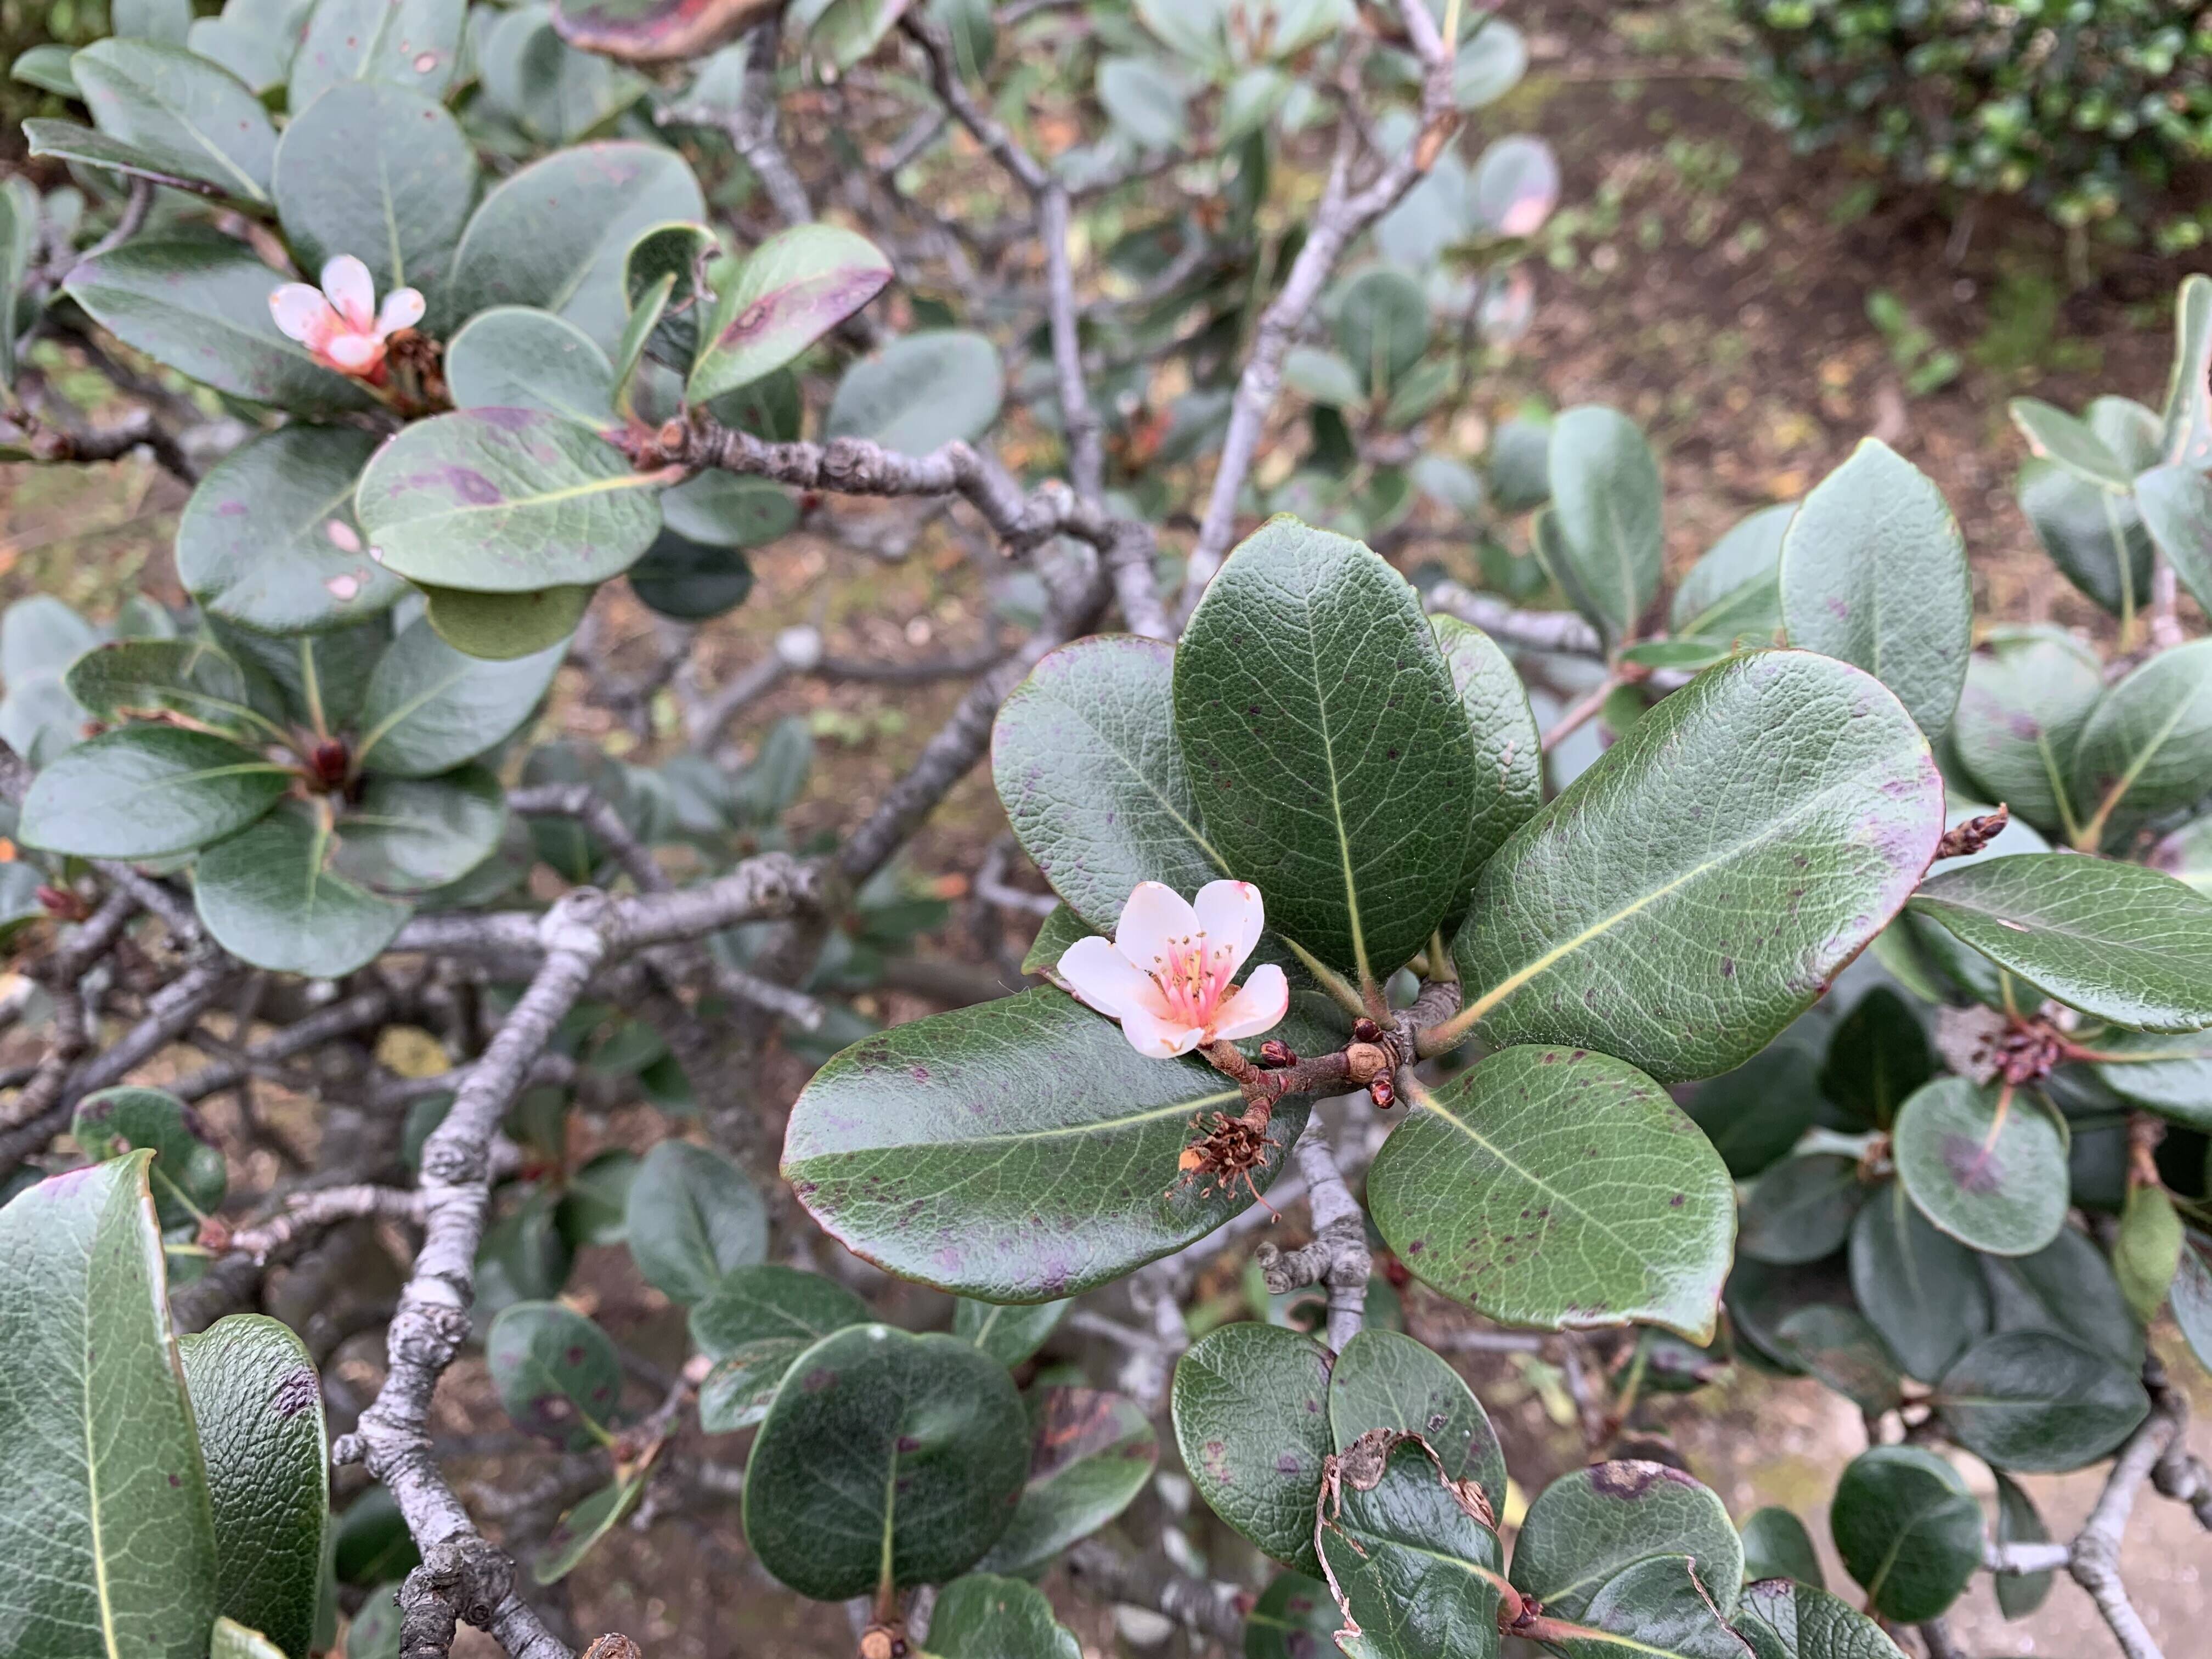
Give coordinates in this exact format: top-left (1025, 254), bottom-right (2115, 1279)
top-left (690, 1264), bottom-right (867, 1362)
top-left (1829, 1447), bottom-right (1980, 1624)
top-left (2136, 461), bottom-right (2212, 621)
top-left (921, 1573), bottom-right (1082, 1659)
top-left (1818, 986), bottom-right (1933, 1132)
top-left (1669, 503), bottom-right (1790, 645)
top-left (1684, 1046), bottom-right (1823, 1180)
top-left (827, 329), bottom-right (1005, 456)
top-left (1739, 1154), bottom-right (1867, 1267)
top-left (420, 582), bottom-right (596, 662)
top-left (1170, 1322), bottom-right (1334, 1573)
top-left (1446, 651), bottom-right (1943, 1082)
top-left (954, 1296), bottom-right (1069, 1369)
top-left (439, 142), bottom-right (706, 352)
top-left (1951, 627), bottom-right (2104, 840)
top-left (973, 1387), bottom-right (1158, 1576)
top-left (1566, 1554), bottom-right (1745, 1659)
top-left (2009, 397), bottom-right (2132, 490)
top-left (782, 988), bottom-right (1308, 1301)
top-left (1431, 614), bottom-right (1541, 915)
top-left (289, 0), bottom-right (464, 112)
top-left (18, 725), bottom-right (291, 859)
top-left (1733, 1578), bottom-right (1906, 1659)
top-left (1982, 1222), bottom-right (2143, 1368)
top-left (332, 1488), bottom-right (416, 1587)
top-left (1315, 1436), bottom-right (1502, 1659)
top-left (486, 1300), bottom-right (622, 1449)
top-left (2091, 1029), bottom-right (2212, 1128)
top-left (65, 638), bottom-right (277, 742)
top-left (74, 1084), bottom-right (227, 1231)
top-left (1369, 1046), bottom-right (1734, 1340)
top-left (1541, 405), bottom-right (1661, 646)
top-left (1738, 1508), bottom-right (1823, 1590)
top-left (624, 1139), bottom-right (768, 1306)
top-left (531, 1469), bottom-right (645, 1585)
top-left (274, 81), bottom-right (475, 302)
top-left (1934, 1330), bottom-right (2148, 1472)
top-left (64, 240), bottom-right (376, 416)
top-left (1245, 1572), bottom-right (1338, 1659)
top-left (625, 533), bottom-right (753, 621)
top-left (353, 616), bottom-right (565, 777)
top-left (196, 803), bottom-right (413, 977)
top-left (1176, 516), bottom-right (1481, 983)
top-left (1779, 438), bottom-right (1970, 740)
top-left (688, 222), bottom-right (894, 404)
top-left (1327, 1328), bottom-right (1506, 1515)
top-left (446, 306), bottom-right (617, 430)
top-left (657, 471), bottom-right (796, 548)
top-left (331, 769), bottom-right (505, 894)
top-left (1909, 855), bottom-right (2212, 1032)
top-left (178, 426), bottom-right (400, 635)
top-left (1774, 1304), bottom-right (1901, 1415)
top-left (71, 38), bottom-right (275, 202)
top-left (478, 3), bottom-right (647, 145)
top-left (1893, 1075), bottom-right (2068, 1256)
top-left (180, 1316), bottom-right (328, 1659)
top-left (188, 0), bottom-right (315, 96)
top-left (743, 1324), bottom-right (1028, 1600)
top-left (1847, 1180), bottom-right (1989, 1383)
top-left (2071, 640), bottom-right (2212, 848)
top-left (354, 409), bottom-right (662, 594)
top-left (1509, 1461), bottom-right (1741, 1623)
top-left (0, 1156), bottom-right (219, 1657)
top-left (1991, 1472), bottom-right (2053, 1622)
top-left (2019, 455), bottom-right (2154, 621)
top-left (992, 635), bottom-right (1223, 936)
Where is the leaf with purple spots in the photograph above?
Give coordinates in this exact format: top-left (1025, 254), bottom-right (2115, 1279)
top-left (686, 222), bottom-right (893, 404)
top-left (353, 409), bottom-right (665, 595)
top-left (1170, 1322), bottom-right (1335, 1574)
top-left (180, 1316), bottom-right (329, 1658)
top-left (1892, 1076), bottom-right (2069, 1257)
top-left (486, 1300), bottom-right (625, 1451)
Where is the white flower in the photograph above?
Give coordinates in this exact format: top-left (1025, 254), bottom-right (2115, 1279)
top-left (1058, 879), bottom-right (1289, 1058)
top-left (269, 255), bottom-right (424, 378)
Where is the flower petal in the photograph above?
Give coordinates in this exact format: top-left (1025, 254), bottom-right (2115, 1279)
top-left (1058, 935), bottom-right (1159, 1020)
top-left (320, 255), bottom-right (376, 332)
top-left (270, 283), bottom-right (339, 347)
top-left (375, 286), bottom-right (426, 338)
top-left (1210, 963), bottom-right (1288, 1043)
top-left (1114, 880), bottom-right (1200, 975)
top-left (323, 332), bottom-right (383, 374)
top-left (1117, 1000), bottom-right (1206, 1058)
top-left (1193, 879), bottom-right (1265, 974)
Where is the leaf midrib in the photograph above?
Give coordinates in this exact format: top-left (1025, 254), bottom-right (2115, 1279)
top-left (792, 1089), bottom-right (1242, 1157)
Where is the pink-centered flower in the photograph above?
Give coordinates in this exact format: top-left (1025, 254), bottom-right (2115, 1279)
top-left (269, 256), bottom-right (424, 378)
top-left (1058, 880), bottom-right (1289, 1058)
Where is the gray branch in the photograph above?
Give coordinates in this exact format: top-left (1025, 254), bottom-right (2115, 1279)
top-left (1175, 0), bottom-right (1457, 614)
top-left (1256, 1120), bottom-right (1370, 1352)
top-left (1425, 580), bottom-right (1606, 657)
